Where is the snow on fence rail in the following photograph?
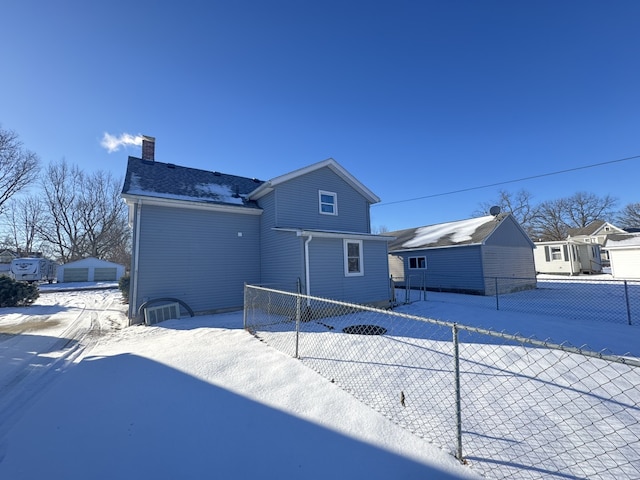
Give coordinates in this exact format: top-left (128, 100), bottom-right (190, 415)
top-left (243, 284), bottom-right (640, 480)
top-left (394, 274), bottom-right (640, 326)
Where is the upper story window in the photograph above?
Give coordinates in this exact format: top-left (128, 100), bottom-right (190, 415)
top-left (319, 190), bottom-right (337, 215)
top-left (344, 239), bottom-right (363, 276)
top-left (409, 256), bottom-right (427, 269)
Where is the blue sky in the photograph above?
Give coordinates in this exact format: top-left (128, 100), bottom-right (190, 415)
top-left (2, 1), bottom-right (639, 231)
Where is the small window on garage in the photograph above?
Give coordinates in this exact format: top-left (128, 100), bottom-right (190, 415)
top-left (408, 256), bottom-right (427, 269)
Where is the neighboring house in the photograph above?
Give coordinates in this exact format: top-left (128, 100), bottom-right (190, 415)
top-left (386, 213), bottom-right (536, 296)
top-left (533, 241), bottom-right (602, 275)
top-left (567, 220), bottom-right (627, 266)
top-left (603, 233), bottom-right (640, 280)
top-left (121, 137), bottom-right (392, 321)
top-left (57, 257), bottom-right (126, 283)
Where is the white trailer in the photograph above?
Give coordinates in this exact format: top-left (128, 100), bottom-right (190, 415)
top-left (10, 258), bottom-right (57, 283)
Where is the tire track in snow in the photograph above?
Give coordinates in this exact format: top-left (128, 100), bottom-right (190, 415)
top-left (0, 290), bottom-right (127, 441)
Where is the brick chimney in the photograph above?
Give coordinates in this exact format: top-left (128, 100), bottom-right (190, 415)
top-left (141, 135), bottom-right (155, 161)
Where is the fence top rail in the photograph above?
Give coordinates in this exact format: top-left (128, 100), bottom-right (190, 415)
top-left (245, 284), bottom-right (640, 368)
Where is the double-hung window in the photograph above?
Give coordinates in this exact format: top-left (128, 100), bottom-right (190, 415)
top-left (319, 190), bottom-right (337, 215)
top-left (344, 239), bottom-right (363, 276)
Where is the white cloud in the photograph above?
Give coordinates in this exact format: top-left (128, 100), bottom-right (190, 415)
top-left (100, 132), bottom-right (144, 153)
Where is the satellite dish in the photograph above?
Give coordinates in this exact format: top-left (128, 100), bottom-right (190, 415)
top-left (489, 206), bottom-right (501, 216)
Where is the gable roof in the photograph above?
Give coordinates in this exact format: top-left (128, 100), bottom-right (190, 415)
top-left (121, 157), bottom-right (264, 208)
top-left (60, 257), bottom-right (125, 268)
top-left (247, 158), bottom-right (380, 204)
top-left (567, 220), bottom-right (625, 237)
top-left (386, 214), bottom-right (518, 252)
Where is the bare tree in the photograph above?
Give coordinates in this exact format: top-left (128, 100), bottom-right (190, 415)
top-left (4, 195), bottom-right (45, 255)
top-left (528, 192), bottom-right (618, 241)
top-left (75, 170), bottom-right (129, 260)
top-left (530, 198), bottom-right (569, 241)
top-left (617, 202), bottom-right (640, 229)
top-left (475, 189), bottom-right (539, 235)
top-left (39, 160), bottom-right (85, 262)
top-left (564, 191), bottom-right (617, 229)
top-left (0, 126), bottom-right (40, 215)
top-left (39, 159), bottom-right (129, 263)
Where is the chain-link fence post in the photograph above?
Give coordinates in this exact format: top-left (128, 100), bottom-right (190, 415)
top-left (243, 282), bottom-right (248, 330)
top-left (624, 280), bottom-right (632, 326)
top-left (495, 277), bottom-right (500, 311)
top-left (452, 323), bottom-right (463, 462)
top-left (422, 272), bottom-right (427, 301)
top-left (295, 278), bottom-right (302, 358)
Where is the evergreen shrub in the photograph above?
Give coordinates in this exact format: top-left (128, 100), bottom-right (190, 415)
top-left (118, 275), bottom-right (130, 303)
top-left (0, 276), bottom-right (39, 307)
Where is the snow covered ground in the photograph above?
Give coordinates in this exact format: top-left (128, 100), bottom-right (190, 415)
top-left (0, 277), bottom-right (638, 479)
top-left (0, 284), bottom-right (479, 479)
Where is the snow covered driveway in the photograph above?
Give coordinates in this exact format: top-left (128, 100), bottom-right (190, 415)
top-left (0, 287), bottom-right (128, 437)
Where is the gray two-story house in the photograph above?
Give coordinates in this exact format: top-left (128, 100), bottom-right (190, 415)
top-left (121, 137), bottom-right (392, 321)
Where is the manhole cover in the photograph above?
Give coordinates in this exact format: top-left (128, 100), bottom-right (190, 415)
top-left (342, 324), bottom-right (387, 335)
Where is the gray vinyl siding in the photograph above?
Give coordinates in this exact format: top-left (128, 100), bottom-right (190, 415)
top-left (485, 216), bottom-right (534, 248)
top-left (397, 246), bottom-right (486, 294)
top-left (307, 237), bottom-right (390, 305)
top-left (273, 167), bottom-right (370, 232)
top-left (260, 229), bottom-right (305, 291)
top-left (481, 245), bottom-right (537, 294)
top-left (258, 190), bottom-right (305, 291)
top-left (134, 204), bottom-right (260, 315)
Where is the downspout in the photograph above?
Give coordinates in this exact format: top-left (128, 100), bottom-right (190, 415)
top-left (568, 242), bottom-right (576, 275)
top-left (304, 234), bottom-right (313, 305)
top-left (131, 202), bottom-right (142, 321)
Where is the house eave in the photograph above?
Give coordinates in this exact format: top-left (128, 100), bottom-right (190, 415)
top-left (121, 193), bottom-right (263, 215)
top-left (273, 227), bottom-right (394, 241)
top-left (247, 158), bottom-right (380, 204)
top-left (389, 242), bottom-right (483, 253)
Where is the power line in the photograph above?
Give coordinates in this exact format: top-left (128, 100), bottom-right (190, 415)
top-left (373, 154), bottom-right (640, 207)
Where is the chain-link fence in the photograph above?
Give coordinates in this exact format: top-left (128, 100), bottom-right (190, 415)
top-left (244, 284), bottom-right (640, 480)
top-left (393, 274), bottom-right (640, 326)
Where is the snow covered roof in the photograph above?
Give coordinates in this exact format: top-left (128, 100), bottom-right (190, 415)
top-left (603, 233), bottom-right (640, 249)
top-left (386, 215), bottom-right (507, 251)
top-left (121, 157), bottom-right (265, 208)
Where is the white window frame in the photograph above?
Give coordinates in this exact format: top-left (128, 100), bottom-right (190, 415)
top-left (550, 246), bottom-right (562, 261)
top-left (408, 256), bottom-right (427, 269)
top-left (319, 190), bottom-right (337, 216)
top-left (344, 239), bottom-right (363, 276)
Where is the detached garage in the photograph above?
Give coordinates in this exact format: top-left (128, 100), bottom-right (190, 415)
top-left (604, 234), bottom-right (640, 280)
top-left (386, 213), bottom-right (537, 295)
top-left (57, 257), bottom-right (126, 283)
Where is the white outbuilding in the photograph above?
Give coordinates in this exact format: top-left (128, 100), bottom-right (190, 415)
top-left (56, 257), bottom-right (126, 283)
top-left (604, 234), bottom-right (640, 280)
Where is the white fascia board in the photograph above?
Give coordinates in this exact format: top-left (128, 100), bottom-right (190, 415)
top-left (390, 242), bottom-right (483, 253)
top-left (247, 158), bottom-right (380, 204)
top-left (274, 227), bottom-right (394, 242)
top-left (121, 194), bottom-right (263, 215)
